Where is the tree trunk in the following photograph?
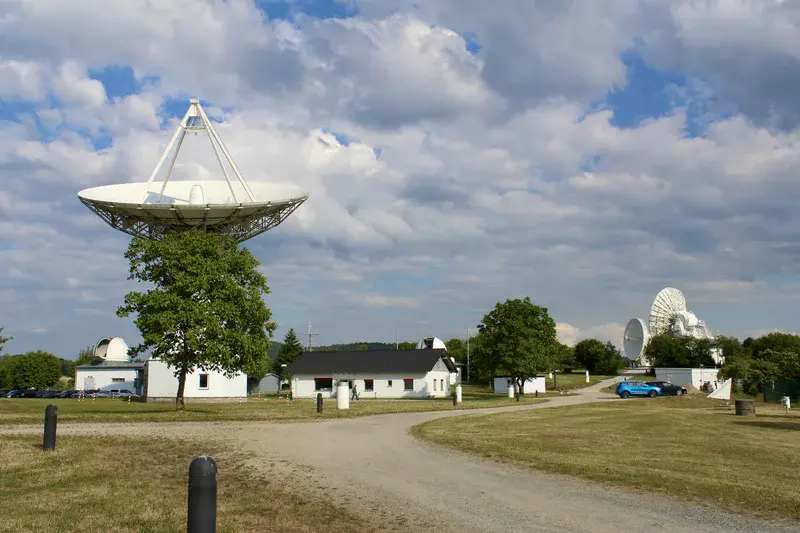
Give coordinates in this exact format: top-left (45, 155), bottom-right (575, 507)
top-left (175, 365), bottom-right (188, 411)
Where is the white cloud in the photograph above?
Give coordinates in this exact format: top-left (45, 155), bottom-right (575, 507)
top-left (2, 1), bottom-right (800, 357)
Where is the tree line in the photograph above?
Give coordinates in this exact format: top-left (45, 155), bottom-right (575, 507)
top-left (640, 331), bottom-right (800, 396)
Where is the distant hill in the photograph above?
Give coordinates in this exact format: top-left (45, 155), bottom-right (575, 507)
top-left (311, 341), bottom-right (417, 352)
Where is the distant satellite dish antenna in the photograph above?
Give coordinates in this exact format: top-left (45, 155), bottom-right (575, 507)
top-left (78, 98), bottom-right (309, 242)
top-left (623, 318), bottom-right (649, 362)
top-left (649, 287), bottom-right (686, 336)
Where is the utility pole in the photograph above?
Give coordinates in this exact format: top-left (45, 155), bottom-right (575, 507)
top-left (306, 320), bottom-right (320, 352)
top-left (395, 326), bottom-right (398, 350)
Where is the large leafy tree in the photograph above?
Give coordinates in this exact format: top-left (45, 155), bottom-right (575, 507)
top-left (474, 297), bottom-right (558, 394)
top-left (574, 339), bottom-right (625, 375)
top-left (275, 328), bottom-right (304, 381)
top-left (643, 334), bottom-right (715, 369)
top-left (117, 230), bottom-right (276, 410)
top-left (3, 351), bottom-right (61, 389)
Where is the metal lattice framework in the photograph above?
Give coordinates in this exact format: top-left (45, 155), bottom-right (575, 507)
top-left (78, 98), bottom-right (308, 243)
top-left (79, 194), bottom-right (307, 242)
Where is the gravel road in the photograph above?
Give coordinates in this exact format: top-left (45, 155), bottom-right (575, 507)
top-left (2, 377), bottom-right (795, 533)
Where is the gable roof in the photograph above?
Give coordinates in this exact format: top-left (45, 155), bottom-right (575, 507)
top-left (285, 349), bottom-right (456, 375)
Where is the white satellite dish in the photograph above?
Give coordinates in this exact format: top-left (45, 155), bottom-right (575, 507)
top-left (623, 318), bottom-right (649, 362)
top-left (649, 287), bottom-right (687, 336)
top-left (78, 98), bottom-right (309, 242)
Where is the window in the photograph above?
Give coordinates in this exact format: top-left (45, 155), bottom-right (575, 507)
top-left (199, 374), bottom-right (209, 389)
top-left (111, 378), bottom-right (124, 383)
top-left (314, 378), bottom-right (333, 391)
top-left (387, 380), bottom-right (393, 387)
top-left (364, 379), bottom-right (374, 392)
top-left (433, 380), bottom-right (437, 391)
top-left (404, 379), bottom-right (413, 391)
top-left (440, 379), bottom-right (444, 392)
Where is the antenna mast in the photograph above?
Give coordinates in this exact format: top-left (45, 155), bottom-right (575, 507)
top-left (306, 320), bottom-right (320, 351)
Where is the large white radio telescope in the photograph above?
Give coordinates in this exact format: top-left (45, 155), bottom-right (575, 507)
top-left (78, 98), bottom-right (308, 242)
top-left (623, 287), bottom-right (719, 367)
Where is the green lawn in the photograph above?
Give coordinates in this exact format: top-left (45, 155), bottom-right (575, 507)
top-left (546, 371), bottom-right (614, 391)
top-left (0, 435), bottom-right (367, 533)
top-left (0, 385), bottom-right (548, 425)
top-left (413, 395), bottom-right (800, 519)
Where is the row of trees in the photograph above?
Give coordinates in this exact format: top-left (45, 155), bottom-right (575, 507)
top-left (641, 331), bottom-right (800, 396)
top-left (0, 351), bottom-right (67, 390)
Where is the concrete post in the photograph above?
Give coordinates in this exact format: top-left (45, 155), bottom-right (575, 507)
top-left (507, 386), bottom-right (514, 398)
top-left (455, 385), bottom-right (462, 404)
top-left (336, 381), bottom-right (350, 410)
top-left (585, 370), bottom-right (590, 383)
top-left (188, 456), bottom-right (217, 533)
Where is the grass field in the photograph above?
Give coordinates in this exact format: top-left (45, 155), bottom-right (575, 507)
top-left (0, 435), bottom-right (366, 533)
top-left (546, 372), bottom-right (614, 391)
top-left (0, 385), bottom-right (548, 425)
top-left (413, 395), bottom-right (800, 519)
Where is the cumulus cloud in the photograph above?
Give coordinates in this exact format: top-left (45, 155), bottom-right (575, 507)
top-left (2, 0), bottom-right (800, 357)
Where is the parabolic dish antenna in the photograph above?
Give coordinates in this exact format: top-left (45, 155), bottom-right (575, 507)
top-left (623, 318), bottom-right (649, 361)
top-left (648, 287), bottom-right (686, 336)
top-left (78, 98), bottom-right (308, 242)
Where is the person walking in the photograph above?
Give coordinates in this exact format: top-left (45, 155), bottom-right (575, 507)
top-left (351, 382), bottom-right (359, 401)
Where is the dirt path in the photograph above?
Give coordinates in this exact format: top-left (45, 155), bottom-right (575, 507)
top-left (1, 377), bottom-right (794, 533)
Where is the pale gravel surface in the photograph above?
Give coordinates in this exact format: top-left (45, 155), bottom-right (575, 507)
top-left (1, 375), bottom-right (796, 533)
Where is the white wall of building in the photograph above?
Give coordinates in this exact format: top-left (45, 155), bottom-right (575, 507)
top-left (493, 376), bottom-right (546, 394)
top-left (75, 367), bottom-right (140, 393)
top-left (292, 362), bottom-right (453, 399)
top-left (655, 368), bottom-right (720, 389)
top-left (145, 359), bottom-right (247, 402)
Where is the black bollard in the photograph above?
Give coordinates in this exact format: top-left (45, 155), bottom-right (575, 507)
top-left (515, 392), bottom-right (520, 402)
top-left (535, 390), bottom-right (539, 398)
top-left (452, 392), bottom-right (457, 406)
top-left (43, 404), bottom-right (57, 451)
top-left (316, 393), bottom-right (323, 413)
top-left (188, 456), bottom-right (217, 533)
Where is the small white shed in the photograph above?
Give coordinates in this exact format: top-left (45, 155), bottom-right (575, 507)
top-left (493, 375), bottom-right (546, 395)
top-left (655, 368), bottom-right (720, 390)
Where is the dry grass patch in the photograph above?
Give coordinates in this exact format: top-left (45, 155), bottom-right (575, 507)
top-left (0, 387), bottom-right (548, 425)
top-left (413, 395), bottom-right (800, 519)
top-left (0, 435), bottom-right (367, 533)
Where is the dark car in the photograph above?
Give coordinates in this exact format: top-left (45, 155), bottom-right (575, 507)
top-left (5, 390), bottom-right (23, 398)
top-left (646, 381), bottom-right (687, 396)
top-left (19, 390), bottom-right (39, 398)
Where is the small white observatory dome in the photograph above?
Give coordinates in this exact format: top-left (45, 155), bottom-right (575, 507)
top-left (93, 337), bottom-right (131, 362)
top-left (416, 337), bottom-right (447, 350)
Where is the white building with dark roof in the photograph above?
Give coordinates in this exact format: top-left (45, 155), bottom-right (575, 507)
top-left (285, 349), bottom-right (457, 399)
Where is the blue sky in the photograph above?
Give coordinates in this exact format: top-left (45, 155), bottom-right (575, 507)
top-left (2, 0), bottom-right (800, 359)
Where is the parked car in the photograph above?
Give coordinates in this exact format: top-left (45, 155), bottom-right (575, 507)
top-left (19, 389), bottom-right (39, 398)
top-left (5, 390), bottom-right (23, 398)
top-left (616, 380), bottom-right (662, 399)
top-left (646, 381), bottom-right (688, 396)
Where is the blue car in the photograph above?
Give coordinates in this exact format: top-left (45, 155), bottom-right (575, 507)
top-left (616, 380), bottom-right (662, 399)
